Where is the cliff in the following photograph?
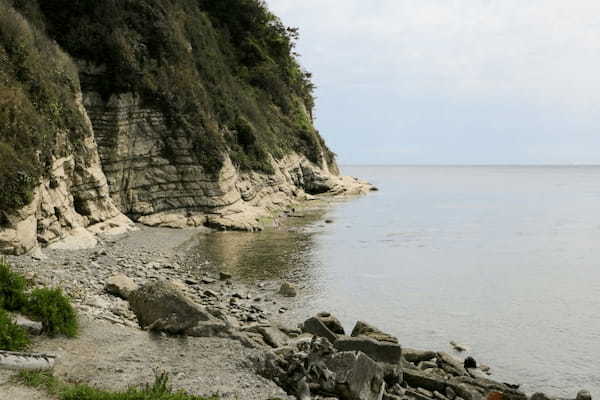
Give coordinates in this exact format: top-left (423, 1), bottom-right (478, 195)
top-left (0, 0), bottom-right (372, 255)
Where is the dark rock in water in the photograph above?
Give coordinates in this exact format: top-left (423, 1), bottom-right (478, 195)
top-left (334, 336), bottom-right (402, 365)
top-left (300, 316), bottom-right (338, 343)
top-left (464, 356), bottom-right (477, 369)
top-left (326, 351), bottom-right (385, 400)
top-left (437, 352), bottom-right (468, 376)
top-left (219, 272), bottom-right (232, 281)
top-left (530, 393), bottom-right (552, 400)
top-left (351, 320), bottom-right (398, 343)
top-left (404, 348), bottom-right (437, 363)
top-left (316, 312), bottom-right (345, 335)
top-left (577, 390), bottom-right (592, 400)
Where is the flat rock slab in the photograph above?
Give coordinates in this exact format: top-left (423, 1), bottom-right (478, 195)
top-left (301, 316), bottom-right (338, 344)
top-left (403, 348), bottom-right (437, 363)
top-left (334, 336), bottom-right (402, 365)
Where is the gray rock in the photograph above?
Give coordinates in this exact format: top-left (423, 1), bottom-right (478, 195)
top-left (326, 351), bottom-right (385, 400)
top-left (530, 393), bottom-right (551, 400)
top-left (279, 282), bottom-right (297, 297)
top-left (128, 280), bottom-right (218, 334)
top-left (404, 348), bottom-right (437, 363)
top-left (219, 272), bottom-right (232, 281)
top-left (13, 314), bottom-right (43, 335)
top-left (301, 316), bottom-right (338, 343)
top-left (403, 368), bottom-right (447, 393)
top-left (577, 390), bottom-right (592, 400)
top-left (245, 325), bottom-right (290, 348)
top-left (437, 352), bottom-right (468, 377)
top-left (334, 336), bottom-right (402, 365)
top-left (445, 386), bottom-right (457, 400)
top-left (105, 273), bottom-right (138, 299)
top-left (351, 320), bottom-right (398, 343)
top-left (316, 312), bottom-right (345, 335)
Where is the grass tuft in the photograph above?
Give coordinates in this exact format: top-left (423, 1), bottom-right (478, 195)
top-left (0, 308), bottom-right (30, 350)
top-left (25, 287), bottom-right (78, 337)
top-left (0, 259), bottom-right (28, 311)
top-left (17, 370), bottom-right (219, 400)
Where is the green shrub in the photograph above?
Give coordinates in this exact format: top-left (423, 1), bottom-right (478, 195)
top-left (0, 308), bottom-right (30, 351)
top-left (0, 259), bottom-right (27, 311)
top-left (25, 288), bottom-right (78, 337)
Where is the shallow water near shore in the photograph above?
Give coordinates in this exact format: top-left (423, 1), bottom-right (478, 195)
top-left (193, 165), bottom-right (600, 396)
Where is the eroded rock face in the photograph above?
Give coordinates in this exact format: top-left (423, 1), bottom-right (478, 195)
top-left (1, 82), bottom-right (373, 254)
top-left (0, 94), bottom-right (134, 255)
top-left (83, 91), bottom-right (373, 231)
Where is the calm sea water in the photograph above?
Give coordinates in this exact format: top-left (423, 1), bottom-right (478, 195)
top-left (194, 166), bottom-right (600, 396)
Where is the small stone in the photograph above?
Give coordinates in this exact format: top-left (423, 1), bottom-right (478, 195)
top-left (278, 282), bottom-right (297, 297)
top-left (531, 393), bottom-right (551, 400)
top-left (219, 272), bottom-right (232, 281)
top-left (184, 278), bottom-right (198, 285)
top-left (202, 277), bottom-right (216, 284)
top-left (204, 290), bottom-right (218, 298)
top-left (105, 273), bottom-right (138, 300)
top-left (464, 356), bottom-right (477, 369)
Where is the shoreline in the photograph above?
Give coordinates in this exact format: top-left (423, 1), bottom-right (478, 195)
top-left (1, 221), bottom-right (591, 400)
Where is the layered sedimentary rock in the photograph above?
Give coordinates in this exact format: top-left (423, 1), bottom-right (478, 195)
top-left (0, 1), bottom-right (373, 255)
top-left (0, 94), bottom-right (135, 255)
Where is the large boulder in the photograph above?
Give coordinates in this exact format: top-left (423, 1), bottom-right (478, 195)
top-left (128, 280), bottom-right (220, 334)
top-left (403, 348), bottom-right (437, 363)
top-left (300, 316), bottom-right (338, 343)
top-left (334, 336), bottom-right (402, 365)
top-left (326, 351), bottom-right (385, 400)
top-left (245, 324), bottom-right (291, 348)
top-left (351, 320), bottom-right (398, 343)
top-left (437, 352), bottom-right (468, 377)
top-left (402, 368), bottom-right (447, 393)
top-left (316, 312), bottom-right (345, 335)
top-left (105, 273), bottom-right (138, 299)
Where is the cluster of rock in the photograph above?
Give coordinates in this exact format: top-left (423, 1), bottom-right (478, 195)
top-left (105, 276), bottom-right (591, 400)
top-left (252, 313), bottom-right (591, 400)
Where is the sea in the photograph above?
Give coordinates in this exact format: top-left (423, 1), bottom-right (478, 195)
top-left (193, 166), bottom-right (600, 396)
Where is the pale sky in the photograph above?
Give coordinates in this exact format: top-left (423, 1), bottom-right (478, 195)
top-left (266, 0), bottom-right (600, 165)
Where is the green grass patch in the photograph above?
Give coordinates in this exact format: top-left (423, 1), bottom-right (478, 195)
top-left (25, 287), bottom-right (78, 337)
top-left (17, 370), bottom-right (218, 400)
top-left (0, 259), bottom-right (27, 311)
top-left (0, 260), bottom-right (78, 350)
top-left (0, 308), bottom-right (30, 351)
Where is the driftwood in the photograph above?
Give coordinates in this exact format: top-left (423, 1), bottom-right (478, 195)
top-left (0, 350), bottom-right (56, 371)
